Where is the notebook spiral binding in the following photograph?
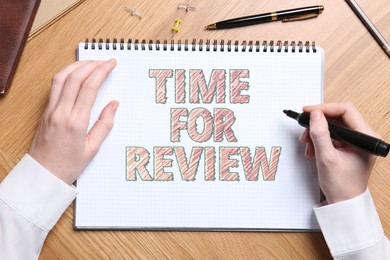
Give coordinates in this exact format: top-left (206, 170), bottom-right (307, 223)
top-left (84, 38), bottom-right (317, 53)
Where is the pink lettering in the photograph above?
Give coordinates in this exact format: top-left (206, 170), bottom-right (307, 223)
top-left (214, 108), bottom-right (237, 142)
top-left (154, 147), bottom-right (174, 181)
top-left (205, 147), bottom-right (216, 181)
top-left (187, 108), bottom-right (213, 142)
top-left (189, 69), bottom-right (226, 103)
top-left (126, 147), bottom-right (153, 181)
top-left (230, 69), bottom-right (250, 104)
top-left (175, 69), bottom-right (185, 103)
top-left (240, 146), bottom-right (281, 181)
top-left (219, 147), bottom-right (240, 181)
top-left (149, 69), bottom-right (173, 104)
top-left (174, 146), bottom-right (203, 181)
top-left (171, 108), bottom-right (188, 142)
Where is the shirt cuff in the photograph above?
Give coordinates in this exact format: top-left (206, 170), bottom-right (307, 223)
top-left (314, 189), bottom-right (384, 257)
top-left (0, 154), bottom-right (78, 231)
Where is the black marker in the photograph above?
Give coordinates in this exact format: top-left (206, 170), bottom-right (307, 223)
top-left (283, 110), bottom-right (389, 157)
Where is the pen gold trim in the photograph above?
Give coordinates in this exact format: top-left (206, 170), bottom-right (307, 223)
top-left (282, 13), bottom-right (321, 22)
top-left (206, 23), bottom-right (217, 30)
top-left (271, 12), bottom-right (277, 21)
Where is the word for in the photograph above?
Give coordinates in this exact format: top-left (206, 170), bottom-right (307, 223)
top-left (126, 146), bottom-right (281, 182)
top-left (171, 108), bottom-right (237, 142)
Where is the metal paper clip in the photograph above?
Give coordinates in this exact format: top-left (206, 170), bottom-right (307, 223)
top-left (177, 3), bottom-right (196, 12)
top-left (125, 7), bottom-right (143, 18)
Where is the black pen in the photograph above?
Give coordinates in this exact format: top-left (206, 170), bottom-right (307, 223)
top-left (283, 110), bottom-right (390, 157)
top-left (205, 5), bottom-right (324, 30)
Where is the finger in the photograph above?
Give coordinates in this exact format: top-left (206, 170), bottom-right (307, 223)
top-left (86, 101), bottom-right (119, 157)
top-left (73, 59), bottom-right (117, 122)
top-left (303, 102), bottom-right (379, 138)
top-left (47, 61), bottom-right (96, 112)
top-left (332, 139), bottom-right (348, 149)
top-left (305, 142), bottom-right (315, 158)
top-left (299, 129), bottom-right (310, 143)
top-left (56, 61), bottom-right (106, 115)
top-left (308, 110), bottom-right (338, 160)
top-left (300, 130), bottom-right (315, 157)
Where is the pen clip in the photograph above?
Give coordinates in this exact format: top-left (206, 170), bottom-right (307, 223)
top-left (282, 13), bottom-right (319, 22)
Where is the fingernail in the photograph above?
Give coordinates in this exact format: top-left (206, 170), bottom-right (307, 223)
top-left (299, 132), bottom-right (305, 142)
top-left (304, 144), bottom-right (309, 157)
top-left (107, 58), bottom-right (117, 65)
top-left (302, 105), bottom-right (312, 112)
top-left (112, 101), bottom-right (119, 113)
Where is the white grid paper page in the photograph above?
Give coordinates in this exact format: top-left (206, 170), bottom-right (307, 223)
top-left (75, 40), bottom-right (324, 230)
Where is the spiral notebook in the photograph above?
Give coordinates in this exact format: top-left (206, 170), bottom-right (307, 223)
top-left (74, 39), bottom-right (324, 231)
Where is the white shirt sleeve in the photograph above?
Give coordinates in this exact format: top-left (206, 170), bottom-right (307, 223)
top-left (314, 189), bottom-right (390, 260)
top-left (0, 154), bottom-right (78, 260)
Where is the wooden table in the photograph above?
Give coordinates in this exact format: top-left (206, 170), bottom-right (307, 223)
top-left (1, 0), bottom-right (389, 258)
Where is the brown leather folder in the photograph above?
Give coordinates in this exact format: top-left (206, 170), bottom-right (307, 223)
top-left (0, 0), bottom-right (41, 94)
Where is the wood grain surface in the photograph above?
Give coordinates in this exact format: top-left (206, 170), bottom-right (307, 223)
top-left (0, 0), bottom-right (389, 259)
